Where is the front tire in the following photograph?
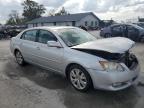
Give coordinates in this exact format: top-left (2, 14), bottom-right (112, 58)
top-left (15, 50), bottom-right (25, 66)
top-left (68, 65), bottom-right (92, 92)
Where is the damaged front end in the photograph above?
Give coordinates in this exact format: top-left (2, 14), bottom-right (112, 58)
top-left (71, 37), bottom-right (138, 70)
top-left (70, 37), bottom-right (139, 90)
top-left (73, 48), bottom-right (138, 70)
top-left (119, 51), bottom-right (138, 70)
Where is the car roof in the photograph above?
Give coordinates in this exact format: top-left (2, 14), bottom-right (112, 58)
top-left (111, 23), bottom-right (136, 27)
top-left (26, 26), bottom-right (77, 31)
top-left (109, 23), bottom-right (144, 30)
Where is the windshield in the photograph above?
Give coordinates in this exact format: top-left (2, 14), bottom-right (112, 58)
top-left (55, 28), bottom-right (97, 47)
top-left (131, 24), bottom-right (144, 30)
top-left (137, 23), bottom-right (144, 28)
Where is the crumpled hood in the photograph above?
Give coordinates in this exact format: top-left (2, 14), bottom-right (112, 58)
top-left (72, 37), bottom-right (135, 53)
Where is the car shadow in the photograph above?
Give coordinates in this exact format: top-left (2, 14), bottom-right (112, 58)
top-left (4, 58), bottom-right (69, 90)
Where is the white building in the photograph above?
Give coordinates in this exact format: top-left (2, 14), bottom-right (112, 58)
top-left (27, 12), bottom-right (102, 28)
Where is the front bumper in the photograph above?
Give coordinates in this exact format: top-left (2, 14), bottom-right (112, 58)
top-left (87, 63), bottom-right (140, 91)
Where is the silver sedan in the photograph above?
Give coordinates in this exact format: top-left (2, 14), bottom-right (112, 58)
top-left (10, 26), bottom-right (140, 92)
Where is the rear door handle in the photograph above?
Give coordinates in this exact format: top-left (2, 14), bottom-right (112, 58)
top-left (36, 47), bottom-right (40, 50)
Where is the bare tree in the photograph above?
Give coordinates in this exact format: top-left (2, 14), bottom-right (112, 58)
top-left (6, 10), bottom-right (23, 25)
top-left (48, 9), bottom-right (56, 16)
top-left (55, 7), bottom-right (69, 16)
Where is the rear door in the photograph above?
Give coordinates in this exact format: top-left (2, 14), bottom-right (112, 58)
top-left (20, 29), bottom-right (39, 63)
top-left (36, 29), bottom-right (64, 72)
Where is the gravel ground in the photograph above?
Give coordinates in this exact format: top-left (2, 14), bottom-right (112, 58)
top-left (0, 38), bottom-right (144, 108)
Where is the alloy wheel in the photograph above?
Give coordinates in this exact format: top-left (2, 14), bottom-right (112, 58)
top-left (70, 68), bottom-right (87, 90)
top-left (105, 34), bottom-right (111, 38)
top-left (15, 51), bottom-right (24, 65)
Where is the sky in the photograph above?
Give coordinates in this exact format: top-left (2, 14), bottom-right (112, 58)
top-left (0, 0), bottom-right (144, 24)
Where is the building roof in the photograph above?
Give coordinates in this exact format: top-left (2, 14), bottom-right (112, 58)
top-left (27, 12), bottom-right (101, 24)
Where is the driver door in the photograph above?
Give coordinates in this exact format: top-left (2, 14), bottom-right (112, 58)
top-left (36, 29), bottom-right (64, 73)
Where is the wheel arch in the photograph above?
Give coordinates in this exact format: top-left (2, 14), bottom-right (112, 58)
top-left (65, 63), bottom-right (94, 89)
top-left (65, 60), bottom-right (93, 78)
top-left (65, 63), bottom-right (79, 78)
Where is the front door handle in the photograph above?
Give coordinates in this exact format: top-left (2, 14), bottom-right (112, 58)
top-left (36, 47), bottom-right (40, 50)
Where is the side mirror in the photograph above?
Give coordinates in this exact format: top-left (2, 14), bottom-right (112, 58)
top-left (47, 41), bottom-right (62, 48)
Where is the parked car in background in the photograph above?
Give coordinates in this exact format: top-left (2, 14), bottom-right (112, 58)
top-left (10, 26), bottom-right (139, 92)
top-left (133, 22), bottom-right (144, 29)
top-left (0, 28), bottom-right (9, 40)
top-left (79, 26), bottom-right (88, 31)
top-left (0, 25), bottom-right (26, 40)
top-left (8, 29), bottom-right (22, 38)
top-left (100, 24), bottom-right (144, 42)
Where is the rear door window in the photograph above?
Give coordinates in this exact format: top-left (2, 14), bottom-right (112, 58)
top-left (21, 30), bottom-right (38, 42)
top-left (112, 25), bottom-right (121, 33)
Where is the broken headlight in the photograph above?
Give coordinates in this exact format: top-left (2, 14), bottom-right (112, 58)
top-left (99, 61), bottom-right (125, 72)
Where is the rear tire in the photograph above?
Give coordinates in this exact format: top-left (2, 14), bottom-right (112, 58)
top-left (105, 33), bottom-right (111, 38)
top-left (140, 36), bottom-right (144, 42)
top-left (15, 50), bottom-right (25, 66)
top-left (67, 64), bottom-right (92, 92)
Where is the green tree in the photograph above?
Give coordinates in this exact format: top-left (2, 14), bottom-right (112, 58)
top-left (22, 0), bottom-right (46, 21)
top-left (6, 10), bottom-right (24, 25)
